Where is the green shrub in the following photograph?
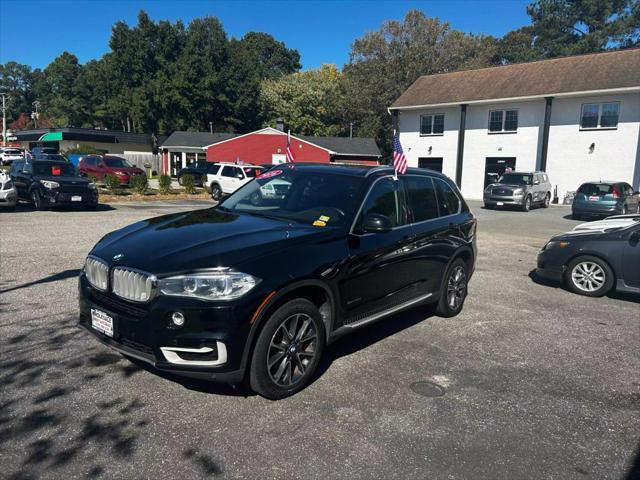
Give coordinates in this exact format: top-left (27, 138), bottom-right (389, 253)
top-left (158, 174), bottom-right (172, 194)
top-left (104, 173), bottom-right (121, 193)
top-left (181, 174), bottom-right (196, 194)
top-left (88, 174), bottom-right (99, 185)
top-left (131, 174), bottom-right (148, 194)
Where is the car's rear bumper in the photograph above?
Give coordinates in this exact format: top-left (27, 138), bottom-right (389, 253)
top-left (572, 203), bottom-right (620, 217)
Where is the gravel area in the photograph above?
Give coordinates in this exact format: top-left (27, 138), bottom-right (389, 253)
top-left (1, 200), bottom-right (638, 480)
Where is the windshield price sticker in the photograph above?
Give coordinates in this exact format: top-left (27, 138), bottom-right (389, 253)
top-left (260, 169), bottom-right (283, 180)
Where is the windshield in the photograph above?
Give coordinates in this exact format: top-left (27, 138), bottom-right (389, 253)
top-left (34, 162), bottom-right (77, 176)
top-left (220, 168), bottom-right (365, 227)
top-left (4, 149), bottom-right (22, 155)
top-left (498, 173), bottom-right (532, 185)
top-left (104, 157), bottom-right (133, 168)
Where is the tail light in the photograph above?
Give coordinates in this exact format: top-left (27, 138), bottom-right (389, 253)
top-left (611, 185), bottom-right (620, 199)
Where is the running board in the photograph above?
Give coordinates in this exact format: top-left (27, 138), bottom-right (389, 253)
top-left (341, 292), bottom-right (433, 330)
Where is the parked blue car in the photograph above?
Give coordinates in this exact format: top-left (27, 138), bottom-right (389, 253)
top-left (572, 181), bottom-right (640, 220)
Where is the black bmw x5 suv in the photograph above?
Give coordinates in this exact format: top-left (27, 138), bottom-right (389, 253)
top-left (79, 164), bottom-right (477, 399)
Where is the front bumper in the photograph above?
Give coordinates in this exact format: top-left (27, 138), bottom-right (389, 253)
top-left (483, 194), bottom-right (525, 207)
top-left (42, 188), bottom-right (98, 206)
top-left (0, 190), bottom-right (17, 207)
top-left (536, 250), bottom-right (566, 283)
top-left (78, 274), bottom-right (254, 382)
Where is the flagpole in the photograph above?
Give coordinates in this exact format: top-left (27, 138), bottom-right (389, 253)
top-left (392, 129), bottom-right (398, 181)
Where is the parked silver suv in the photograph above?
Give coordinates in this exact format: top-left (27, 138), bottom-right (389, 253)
top-left (484, 171), bottom-right (552, 212)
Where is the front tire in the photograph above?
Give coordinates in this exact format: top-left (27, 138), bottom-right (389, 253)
top-left (249, 299), bottom-right (325, 400)
top-left (522, 195), bottom-right (532, 212)
top-left (31, 190), bottom-right (43, 211)
top-left (435, 258), bottom-right (468, 318)
top-left (565, 255), bottom-right (614, 297)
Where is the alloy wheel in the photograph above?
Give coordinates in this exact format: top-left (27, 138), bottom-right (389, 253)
top-left (211, 185), bottom-right (221, 201)
top-left (267, 313), bottom-right (318, 387)
top-left (571, 262), bottom-right (605, 293)
top-left (446, 265), bottom-right (467, 310)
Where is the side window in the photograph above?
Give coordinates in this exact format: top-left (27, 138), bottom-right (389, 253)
top-left (434, 179), bottom-right (461, 216)
top-left (359, 178), bottom-right (403, 229)
top-left (403, 176), bottom-right (439, 223)
top-left (208, 165), bottom-right (220, 175)
top-left (221, 166), bottom-right (235, 178)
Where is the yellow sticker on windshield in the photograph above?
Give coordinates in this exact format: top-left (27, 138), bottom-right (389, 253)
top-left (313, 220), bottom-right (327, 227)
top-left (319, 215), bottom-right (330, 222)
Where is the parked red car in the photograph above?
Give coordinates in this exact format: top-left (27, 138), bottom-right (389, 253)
top-left (78, 155), bottom-right (145, 185)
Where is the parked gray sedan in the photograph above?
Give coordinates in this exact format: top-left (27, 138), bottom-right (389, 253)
top-left (483, 171), bottom-right (552, 212)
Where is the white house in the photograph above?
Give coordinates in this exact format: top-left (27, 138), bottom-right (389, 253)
top-left (390, 48), bottom-right (640, 201)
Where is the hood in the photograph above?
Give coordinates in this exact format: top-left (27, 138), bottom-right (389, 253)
top-left (572, 216), bottom-right (639, 233)
top-left (90, 208), bottom-right (339, 275)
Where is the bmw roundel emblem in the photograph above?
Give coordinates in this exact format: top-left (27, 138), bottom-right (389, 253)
top-left (112, 253), bottom-right (124, 262)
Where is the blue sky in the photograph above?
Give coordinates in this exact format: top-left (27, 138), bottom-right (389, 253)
top-left (0, 0), bottom-right (531, 70)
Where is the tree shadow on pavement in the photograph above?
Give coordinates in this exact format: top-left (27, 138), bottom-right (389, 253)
top-left (0, 269), bottom-right (81, 294)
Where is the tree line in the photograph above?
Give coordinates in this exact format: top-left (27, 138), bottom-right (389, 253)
top-left (1, 1), bottom-right (638, 155)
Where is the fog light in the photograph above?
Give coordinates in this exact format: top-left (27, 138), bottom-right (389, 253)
top-left (171, 311), bottom-right (185, 327)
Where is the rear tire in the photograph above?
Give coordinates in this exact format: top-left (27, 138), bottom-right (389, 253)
top-left (542, 193), bottom-right (550, 208)
top-left (435, 258), bottom-right (468, 318)
top-left (210, 183), bottom-right (222, 202)
top-left (249, 299), bottom-right (325, 400)
top-left (565, 255), bottom-right (614, 297)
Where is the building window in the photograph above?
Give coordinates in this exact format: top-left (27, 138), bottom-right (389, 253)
top-left (488, 110), bottom-right (518, 133)
top-left (581, 102), bottom-right (620, 129)
top-left (420, 114), bottom-right (445, 135)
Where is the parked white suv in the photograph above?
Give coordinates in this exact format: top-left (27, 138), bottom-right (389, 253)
top-left (0, 170), bottom-right (17, 210)
top-left (1, 148), bottom-right (25, 166)
top-left (204, 163), bottom-right (264, 201)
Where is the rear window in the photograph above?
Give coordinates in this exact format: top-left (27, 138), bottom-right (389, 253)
top-left (578, 183), bottom-right (612, 195)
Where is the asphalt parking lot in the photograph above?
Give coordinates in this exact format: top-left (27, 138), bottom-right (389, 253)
top-left (1, 200), bottom-right (638, 480)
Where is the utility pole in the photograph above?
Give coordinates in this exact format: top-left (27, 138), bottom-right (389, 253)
top-left (209, 121), bottom-right (213, 134)
top-left (0, 92), bottom-right (7, 147)
top-left (349, 121), bottom-right (353, 139)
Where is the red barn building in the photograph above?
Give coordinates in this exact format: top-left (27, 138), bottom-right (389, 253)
top-left (160, 127), bottom-right (381, 176)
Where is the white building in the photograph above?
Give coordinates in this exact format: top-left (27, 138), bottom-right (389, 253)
top-left (390, 48), bottom-right (640, 201)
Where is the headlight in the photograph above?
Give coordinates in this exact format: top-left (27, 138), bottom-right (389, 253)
top-left (114, 171), bottom-right (125, 175)
top-left (88, 182), bottom-right (97, 190)
top-left (158, 271), bottom-right (259, 301)
top-left (40, 180), bottom-right (60, 189)
top-left (4, 180), bottom-right (13, 190)
top-left (513, 188), bottom-right (524, 195)
top-left (544, 240), bottom-right (570, 250)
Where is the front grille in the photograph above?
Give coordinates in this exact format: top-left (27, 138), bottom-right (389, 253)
top-left (492, 188), bottom-right (513, 196)
top-left (90, 290), bottom-right (148, 318)
top-left (112, 267), bottom-right (154, 302)
top-left (85, 257), bottom-right (109, 291)
top-left (61, 185), bottom-right (92, 194)
top-left (119, 338), bottom-right (154, 355)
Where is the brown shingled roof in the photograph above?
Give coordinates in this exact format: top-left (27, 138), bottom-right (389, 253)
top-left (391, 48), bottom-right (640, 109)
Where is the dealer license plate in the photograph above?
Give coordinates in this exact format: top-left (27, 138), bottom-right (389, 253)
top-left (496, 202), bottom-right (504, 206)
top-left (588, 196), bottom-right (600, 201)
top-left (91, 308), bottom-right (114, 337)
top-left (71, 195), bottom-right (82, 202)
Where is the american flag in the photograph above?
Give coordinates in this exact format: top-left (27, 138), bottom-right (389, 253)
top-left (285, 130), bottom-right (296, 162)
top-left (392, 134), bottom-right (407, 174)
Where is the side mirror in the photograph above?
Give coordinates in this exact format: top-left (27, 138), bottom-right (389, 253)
top-left (362, 213), bottom-right (393, 233)
top-left (630, 230), bottom-right (640, 243)
top-left (236, 172), bottom-right (244, 180)
top-left (533, 180), bottom-right (540, 185)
